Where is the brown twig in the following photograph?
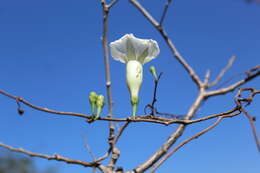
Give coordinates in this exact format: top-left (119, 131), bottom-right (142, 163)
top-left (101, 0), bottom-right (113, 120)
top-left (206, 65), bottom-right (260, 97)
top-left (95, 122), bottom-right (130, 165)
top-left (83, 137), bottom-right (97, 161)
top-left (114, 122), bottom-right (130, 144)
top-left (0, 89), bottom-right (243, 126)
top-left (129, 0), bottom-right (202, 89)
top-left (235, 88), bottom-right (260, 152)
top-left (0, 142), bottom-right (97, 167)
top-left (133, 90), bottom-right (207, 173)
top-left (150, 117), bottom-right (223, 173)
top-left (100, 0), bottom-right (120, 171)
top-left (208, 56), bottom-right (236, 87)
top-left (0, 90), bottom-right (91, 119)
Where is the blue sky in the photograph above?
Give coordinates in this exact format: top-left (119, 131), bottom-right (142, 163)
top-left (0, 0), bottom-right (259, 172)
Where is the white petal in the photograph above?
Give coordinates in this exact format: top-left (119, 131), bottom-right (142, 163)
top-left (110, 34), bottom-right (160, 64)
top-left (109, 34), bottom-right (133, 63)
top-left (126, 34), bottom-right (160, 64)
top-left (142, 39), bottom-right (160, 64)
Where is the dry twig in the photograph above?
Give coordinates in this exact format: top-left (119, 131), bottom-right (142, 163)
top-left (150, 117), bottom-right (223, 173)
top-left (0, 142), bottom-right (96, 167)
top-left (208, 56), bottom-right (236, 87)
top-left (235, 88), bottom-right (260, 152)
top-left (0, 90), bottom-right (91, 119)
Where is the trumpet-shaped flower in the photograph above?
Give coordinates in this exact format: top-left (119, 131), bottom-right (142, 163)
top-left (110, 34), bottom-right (160, 118)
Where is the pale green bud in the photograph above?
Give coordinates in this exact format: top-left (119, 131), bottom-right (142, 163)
top-left (89, 92), bottom-right (97, 116)
top-left (149, 66), bottom-right (158, 81)
top-left (126, 60), bottom-right (143, 118)
top-left (95, 95), bottom-right (105, 120)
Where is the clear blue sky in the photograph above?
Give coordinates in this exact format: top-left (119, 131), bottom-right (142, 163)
top-left (0, 0), bottom-right (259, 172)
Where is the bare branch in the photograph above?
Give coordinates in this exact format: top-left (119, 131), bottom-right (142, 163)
top-left (0, 90), bottom-right (91, 119)
top-left (100, 0), bottom-right (120, 171)
top-left (241, 107), bottom-right (260, 152)
top-left (0, 142), bottom-right (96, 167)
top-left (150, 117), bottom-right (223, 172)
top-left (99, 106), bottom-right (240, 125)
top-left (159, 0), bottom-right (173, 26)
top-left (206, 65), bottom-right (260, 97)
top-left (133, 91), bottom-right (206, 173)
top-left (235, 88), bottom-right (260, 152)
top-left (108, 0), bottom-right (119, 9)
top-left (114, 122), bottom-right (130, 144)
top-left (101, 0), bottom-right (113, 119)
top-left (95, 122), bottom-right (130, 166)
top-left (208, 56), bottom-right (236, 87)
top-left (0, 89), bottom-right (243, 126)
top-left (203, 69), bottom-right (211, 86)
top-left (129, 0), bottom-right (202, 88)
top-left (83, 137), bottom-right (97, 161)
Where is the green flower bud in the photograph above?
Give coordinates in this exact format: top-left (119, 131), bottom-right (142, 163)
top-left (89, 92), bottom-right (97, 116)
top-left (95, 95), bottom-right (105, 120)
top-left (149, 66), bottom-right (158, 81)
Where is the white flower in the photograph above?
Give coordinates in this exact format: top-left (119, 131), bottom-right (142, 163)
top-left (110, 34), bottom-right (160, 117)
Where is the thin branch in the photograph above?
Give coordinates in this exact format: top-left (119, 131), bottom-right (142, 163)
top-left (235, 88), bottom-right (260, 152)
top-left (97, 108), bottom-right (239, 125)
top-left (108, 0), bottom-right (119, 9)
top-left (208, 56), bottom-right (236, 87)
top-left (95, 122), bottom-right (130, 165)
top-left (0, 142), bottom-right (96, 167)
top-left (159, 0), bottom-right (173, 26)
top-left (129, 0), bottom-right (202, 88)
top-left (133, 91), bottom-right (206, 173)
top-left (150, 117), bottom-right (223, 173)
top-left (83, 137), bottom-right (97, 161)
top-left (203, 69), bottom-right (211, 85)
top-left (101, 0), bottom-right (113, 120)
top-left (0, 89), bottom-right (243, 126)
top-left (114, 121), bottom-right (130, 144)
top-left (206, 65), bottom-right (260, 97)
top-left (101, 0), bottom-right (120, 171)
top-left (240, 107), bottom-right (260, 152)
top-left (0, 90), bottom-right (91, 119)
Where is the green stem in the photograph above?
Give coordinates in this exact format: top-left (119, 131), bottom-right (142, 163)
top-left (91, 104), bottom-right (95, 116)
top-left (132, 103), bottom-right (137, 118)
top-left (95, 107), bottom-right (101, 120)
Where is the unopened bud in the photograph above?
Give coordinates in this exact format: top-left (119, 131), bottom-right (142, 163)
top-left (89, 92), bottom-right (97, 115)
top-left (95, 95), bottom-right (105, 120)
top-left (149, 66), bottom-right (158, 81)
